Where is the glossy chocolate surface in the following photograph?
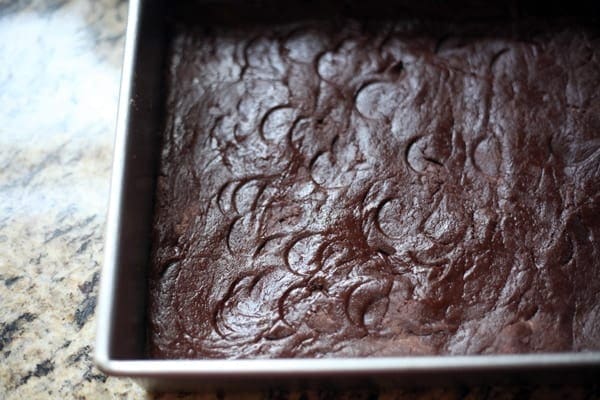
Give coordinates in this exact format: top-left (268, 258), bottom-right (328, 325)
top-left (149, 11), bottom-right (600, 359)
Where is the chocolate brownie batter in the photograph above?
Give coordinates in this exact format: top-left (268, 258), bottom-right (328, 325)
top-left (149, 8), bottom-right (600, 358)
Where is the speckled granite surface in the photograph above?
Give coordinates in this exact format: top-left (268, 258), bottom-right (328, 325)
top-left (0, 0), bottom-right (598, 399)
top-left (0, 0), bottom-right (142, 398)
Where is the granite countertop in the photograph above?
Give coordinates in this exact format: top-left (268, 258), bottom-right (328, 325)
top-left (0, 1), bottom-right (598, 399)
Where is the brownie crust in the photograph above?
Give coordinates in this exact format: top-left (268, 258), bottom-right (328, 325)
top-left (149, 15), bottom-right (600, 358)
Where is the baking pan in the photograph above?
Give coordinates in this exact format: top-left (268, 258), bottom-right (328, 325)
top-left (95, 0), bottom-right (600, 392)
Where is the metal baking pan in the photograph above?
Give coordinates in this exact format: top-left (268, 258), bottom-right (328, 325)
top-left (95, 0), bottom-right (600, 392)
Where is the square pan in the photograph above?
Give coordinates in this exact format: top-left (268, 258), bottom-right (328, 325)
top-left (95, 0), bottom-right (600, 392)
